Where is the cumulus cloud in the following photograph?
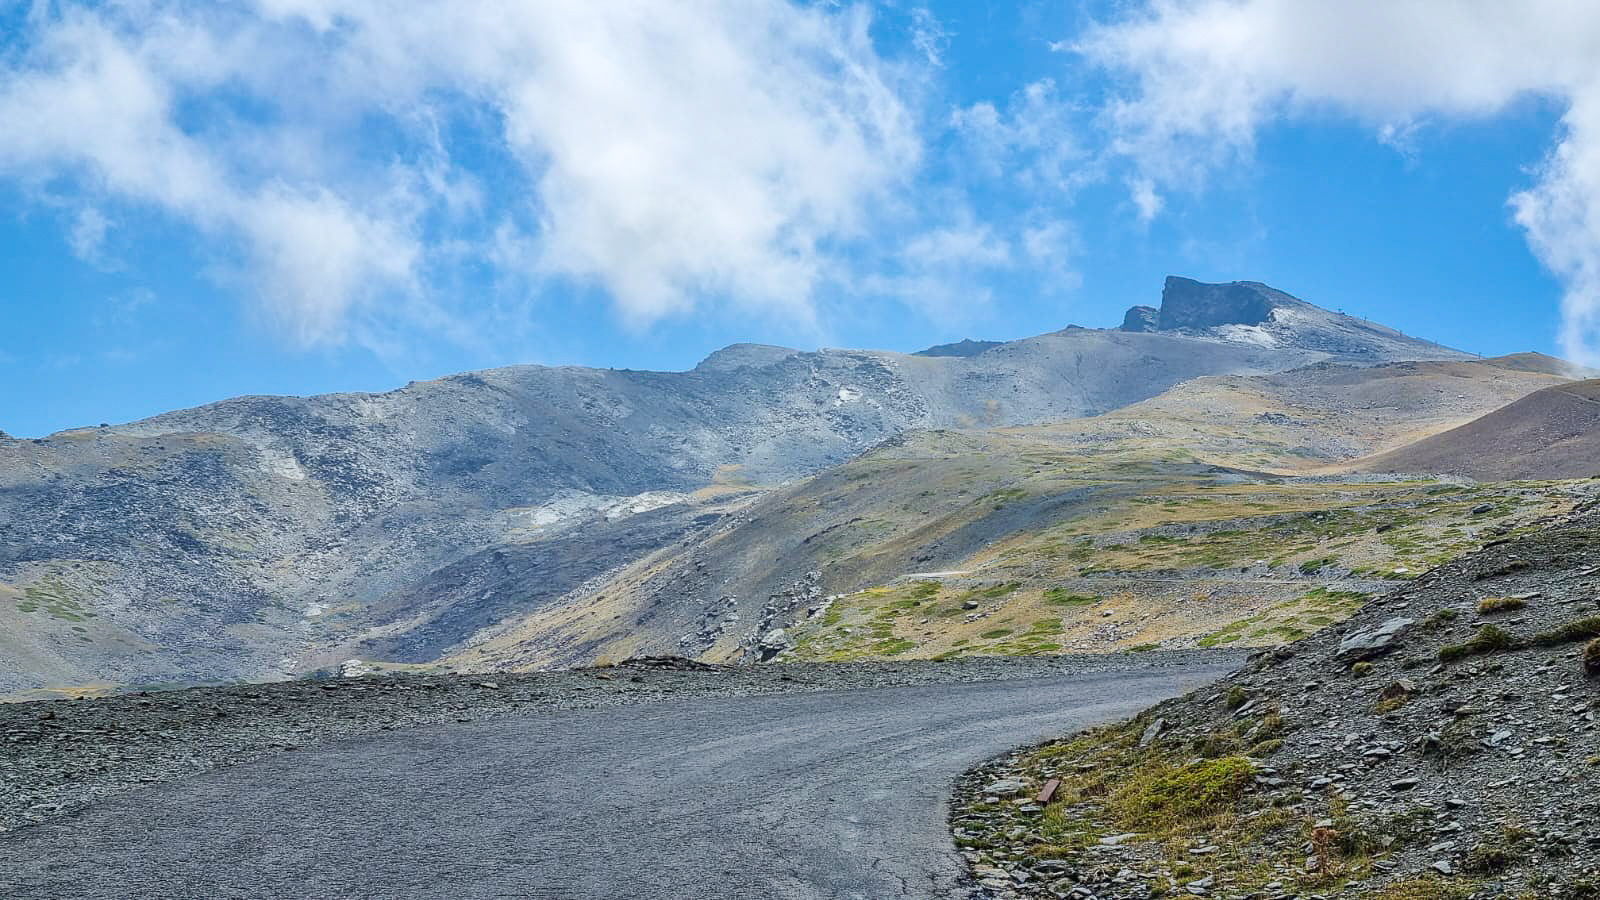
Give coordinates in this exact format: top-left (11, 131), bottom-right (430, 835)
top-left (0, 1), bottom-right (920, 345)
top-left (1078, 0), bottom-right (1600, 362)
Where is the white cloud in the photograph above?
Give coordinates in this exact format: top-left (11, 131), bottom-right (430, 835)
top-left (910, 7), bottom-right (950, 67)
top-left (1078, 0), bottom-right (1600, 362)
top-left (902, 223), bottom-right (1011, 270)
top-left (861, 215), bottom-right (1016, 320)
top-left (0, 1), bottom-right (921, 345)
top-left (952, 79), bottom-right (1086, 192)
top-left (67, 207), bottom-right (109, 264)
top-left (1021, 218), bottom-right (1082, 292)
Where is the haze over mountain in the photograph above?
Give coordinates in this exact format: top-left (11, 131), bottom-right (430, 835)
top-left (0, 278), bottom-right (1496, 693)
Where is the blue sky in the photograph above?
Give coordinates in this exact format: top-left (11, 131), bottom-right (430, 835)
top-left (1, 1), bottom-right (1595, 437)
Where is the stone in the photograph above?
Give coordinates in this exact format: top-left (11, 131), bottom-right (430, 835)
top-left (1119, 305), bottom-right (1160, 332)
top-left (1337, 618), bottom-right (1415, 660)
top-left (984, 779), bottom-right (1028, 796)
top-left (1139, 717), bottom-right (1166, 747)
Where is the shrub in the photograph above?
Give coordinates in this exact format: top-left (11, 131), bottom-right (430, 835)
top-left (1585, 637), bottom-right (1600, 676)
top-left (1476, 595), bottom-right (1527, 614)
top-left (1225, 686), bottom-right (1249, 709)
top-left (1423, 607), bottom-right (1459, 629)
top-left (1438, 624), bottom-right (1519, 662)
top-left (1533, 616), bottom-right (1600, 647)
top-left (1116, 756), bottom-right (1255, 827)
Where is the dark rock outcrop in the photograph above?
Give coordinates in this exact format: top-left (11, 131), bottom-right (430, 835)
top-left (1119, 306), bottom-right (1160, 333)
top-left (1157, 276), bottom-right (1294, 330)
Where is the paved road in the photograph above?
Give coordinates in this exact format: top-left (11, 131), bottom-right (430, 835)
top-left (0, 665), bottom-right (1231, 899)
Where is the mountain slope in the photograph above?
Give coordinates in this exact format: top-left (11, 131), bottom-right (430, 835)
top-left (451, 354), bottom-right (1586, 673)
top-left (0, 277), bottom-right (1478, 693)
top-left (1357, 378), bottom-right (1600, 480)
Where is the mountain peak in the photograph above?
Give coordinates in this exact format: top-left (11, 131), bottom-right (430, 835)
top-left (1153, 276), bottom-right (1304, 331)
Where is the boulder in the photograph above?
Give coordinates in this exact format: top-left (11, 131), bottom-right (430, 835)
top-left (1336, 617), bottom-right (1415, 660)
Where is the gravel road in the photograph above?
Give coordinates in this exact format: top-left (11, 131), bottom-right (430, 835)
top-left (0, 656), bottom-right (1236, 899)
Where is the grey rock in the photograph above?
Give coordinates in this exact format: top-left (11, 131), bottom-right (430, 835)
top-left (1119, 306), bottom-right (1160, 333)
top-left (1139, 717), bottom-right (1166, 747)
top-left (1337, 617), bottom-right (1416, 660)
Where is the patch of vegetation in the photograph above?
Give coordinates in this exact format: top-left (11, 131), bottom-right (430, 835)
top-left (1117, 756), bottom-right (1256, 827)
top-left (1298, 556), bottom-right (1338, 574)
top-left (1198, 617), bottom-right (1258, 648)
top-left (1585, 637), bottom-right (1600, 676)
top-left (983, 487), bottom-right (1028, 509)
top-left (17, 574), bottom-right (97, 622)
top-left (1476, 595), bottom-right (1528, 614)
top-left (1043, 587), bottom-right (1098, 607)
top-left (1462, 824), bottom-right (1535, 875)
top-left (1371, 877), bottom-right (1476, 900)
top-left (1225, 686), bottom-right (1249, 710)
top-left (960, 582), bottom-right (1022, 603)
top-left (1532, 616), bottom-right (1600, 647)
top-left (973, 716), bottom-right (1379, 895)
top-left (1424, 607), bottom-right (1459, 629)
top-left (979, 628), bottom-right (1013, 639)
top-left (1439, 624), bottom-right (1518, 662)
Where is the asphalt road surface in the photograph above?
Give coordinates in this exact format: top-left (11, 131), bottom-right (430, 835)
top-left (0, 664), bottom-right (1232, 899)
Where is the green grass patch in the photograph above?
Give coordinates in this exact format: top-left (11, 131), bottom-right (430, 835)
top-left (1476, 596), bottom-right (1527, 614)
top-left (1532, 616), bottom-right (1600, 646)
top-left (1439, 624), bottom-right (1519, 662)
top-left (1043, 587), bottom-right (1099, 607)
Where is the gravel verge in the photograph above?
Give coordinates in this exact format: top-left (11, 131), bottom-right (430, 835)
top-left (0, 649), bottom-right (1236, 834)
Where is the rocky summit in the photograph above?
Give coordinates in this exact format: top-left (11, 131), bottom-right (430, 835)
top-left (0, 278), bottom-right (1466, 695)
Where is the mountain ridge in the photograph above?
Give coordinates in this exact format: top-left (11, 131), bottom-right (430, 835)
top-left (0, 277), bottom-right (1486, 692)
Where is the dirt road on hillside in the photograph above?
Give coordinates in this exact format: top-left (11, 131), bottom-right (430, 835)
top-left (0, 662), bottom-right (1233, 899)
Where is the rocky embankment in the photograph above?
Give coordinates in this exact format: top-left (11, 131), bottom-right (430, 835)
top-left (954, 514), bottom-right (1600, 899)
top-left (0, 650), bottom-right (1233, 834)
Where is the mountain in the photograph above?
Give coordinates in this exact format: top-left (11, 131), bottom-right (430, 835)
top-left (0, 277), bottom-right (1478, 693)
top-left (1357, 377), bottom-right (1600, 480)
top-left (449, 353), bottom-right (1581, 672)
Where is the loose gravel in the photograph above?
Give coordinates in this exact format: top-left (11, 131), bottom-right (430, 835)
top-left (0, 649), bottom-right (1235, 834)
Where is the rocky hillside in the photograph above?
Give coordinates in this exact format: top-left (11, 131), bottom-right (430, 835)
top-left (1358, 379), bottom-right (1600, 480)
top-left (954, 508), bottom-right (1600, 898)
top-left (0, 277), bottom-right (1482, 694)
top-left (451, 354), bottom-right (1584, 673)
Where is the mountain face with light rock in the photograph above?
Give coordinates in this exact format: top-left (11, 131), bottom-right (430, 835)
top-left (0, 278), bottom-right (1480, 694)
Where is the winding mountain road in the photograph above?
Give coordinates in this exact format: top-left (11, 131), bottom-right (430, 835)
top-left (0, 664), bottom-right (1232, 899)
